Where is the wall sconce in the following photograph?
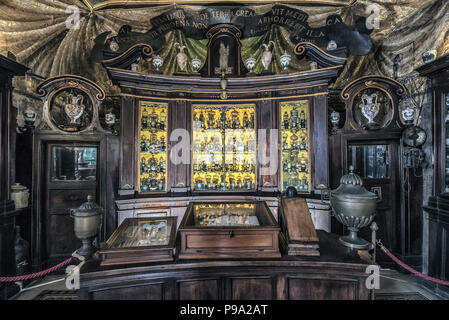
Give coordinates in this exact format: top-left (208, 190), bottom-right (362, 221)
top-left (17, 108), bottom-right (37, 134)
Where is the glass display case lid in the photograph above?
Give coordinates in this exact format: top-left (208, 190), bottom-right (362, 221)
top-left (106, 217), bottom-right (176, 249)
top-left (192, 203), bottom-right (260, 227)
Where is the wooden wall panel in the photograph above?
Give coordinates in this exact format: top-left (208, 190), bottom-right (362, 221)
top-left (229, 277), bottom-right (274, 300)
top-left (287, 278), bottom-right (357, 300)
top-left (178, 279), bottom-right (220, 300)
top-left (120, 96), bottom-right (136, 191)
top-left (92, 284), bottom-right (164, 300)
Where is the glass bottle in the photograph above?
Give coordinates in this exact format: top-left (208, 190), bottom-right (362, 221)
top-left (300, 110), bottom-right (306, 129)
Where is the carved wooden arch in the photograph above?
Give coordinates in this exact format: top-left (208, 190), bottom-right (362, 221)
top-left (102, 43), bottom-right (153, 69)
top-left (201, 24), bottom-right (247, 77)
top-left (294, 42), bottom-right (347, 69)
top-left (339, 75), bottom-right (406, 132)
top-left (36, 74), bottom-right (108, 134)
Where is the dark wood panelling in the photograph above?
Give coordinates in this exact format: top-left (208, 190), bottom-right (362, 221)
top-left (92, 283), bottom-right (164, 300)
top-left (178, 279), bottom-right (220, 300)
top-left (79, 231), bottom-right (370, 300)
top-left (120, 96), bottom-right (136, 191)
top-left (0, 55), bottom-right (28, 299)
top-left (230, 278), bottom-right (273, 300)
top-left (48, 189), bottom-right (96, 211)
top-left (45, 214), bottom-right (78, 258)
top-left (312, 93), bottom-right (329, 188)
top-left (287, 277), bottom-right (356, 300)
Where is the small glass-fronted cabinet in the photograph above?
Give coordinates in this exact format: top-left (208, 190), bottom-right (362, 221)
top-left (99, 216), bottom-right (177, 266)
top-left (280, 101), bottom-right (311, 193)
top-left (191, 105), bottom-right (257, 192)
top-left (138, 101), bottom-right (168, 193)
top-left (178, 201), bottom-right (280, 259)
top-left (445, 93), bottom-right (449, 192)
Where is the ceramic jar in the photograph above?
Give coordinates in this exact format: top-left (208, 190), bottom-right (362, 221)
top-left (245, 57), bottom-right (256, 73)
top-left (422, 50), bottom-right (437, 64)
top-left (280, 51), bottom-right (291, 71)
top-left (11, 183), bottom-right (29, 209)
top-left (192, 57), bottom-right (202, 73)
top-left (152, 56), bottom-right (164, 72)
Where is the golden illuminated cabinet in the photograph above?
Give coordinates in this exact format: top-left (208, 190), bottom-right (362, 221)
top-left (110, 43), bottom-right (347, 201)
top-left (138, 101), bottom-right (168, 193)
top-left (191, 105), bottom-right (257, 192)
top-left (280, 101), bottom-right (311, 193)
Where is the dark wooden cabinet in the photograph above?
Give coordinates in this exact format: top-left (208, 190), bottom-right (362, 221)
top-left (329, 76), bottom-right (414, 266)
top-left (178, 201), bottom-right (280, 259)
top-left (106, 42), bottom-right (346, 225)
top-left (31, 76), bottom-right (120, 269)
top-left (418, 53), bottom-right (449, 298)
top-left (0, 55), bottom-right (28, 299)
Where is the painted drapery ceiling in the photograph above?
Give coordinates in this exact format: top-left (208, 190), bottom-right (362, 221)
top-left (1, 0), bottom-right (449, 96)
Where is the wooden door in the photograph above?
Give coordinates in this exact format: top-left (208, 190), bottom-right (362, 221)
top-left (345, 140), bottom-right (401, 261)
top-left (43, 143), bottom-right (99, 264)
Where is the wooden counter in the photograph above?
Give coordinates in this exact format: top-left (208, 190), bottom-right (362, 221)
top-left (78, 231), bottom-right (370, 300)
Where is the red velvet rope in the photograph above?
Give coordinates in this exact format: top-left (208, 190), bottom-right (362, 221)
top-left (379, 242), bottom-right (449, 286)
top-left (0, 257), bottom-right (73, 282)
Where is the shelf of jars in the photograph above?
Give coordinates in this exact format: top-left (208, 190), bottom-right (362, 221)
top-left (445, 93), bottom-right (449, 193)
top-left (280, 101), bottom-right (311, 193)
top-left (138, 102), bottom-right (168, 193)
top-left (192, 105), bottom-right (257, 192)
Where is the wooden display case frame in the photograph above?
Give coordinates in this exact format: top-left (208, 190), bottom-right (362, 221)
top-left (190, 104), bottom-right (258, 193)
top-left (279, 100), bottom-right (312, 193)
top-left (137, 101), bottom-right (169, 194)
top-left (178, 201), bottom-right (281, 259)
top-left (99, 216), bottom-right (177, 266)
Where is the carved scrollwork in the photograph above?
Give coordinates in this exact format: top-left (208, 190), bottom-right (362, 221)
top-left (340, 75), bottom-right (406, 131)
top-left (35, 75), bottom-right (108, 134)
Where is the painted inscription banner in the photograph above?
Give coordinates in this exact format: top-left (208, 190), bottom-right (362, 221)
top-left (100, 5), bottom-right (372, 56)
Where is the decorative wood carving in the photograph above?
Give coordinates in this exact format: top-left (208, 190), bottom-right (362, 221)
top-left (36, 75), bottom-right (109, 135)
top-left (201, 24), bottom-right (248, 77)
top-left (338, 75), bottom-right (406, 133)
top-left (102, 44), bottom-right (153, 70)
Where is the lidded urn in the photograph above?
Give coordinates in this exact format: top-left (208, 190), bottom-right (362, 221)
top-left (70, 195), bottom-right (103, 257)
top-left (330, 166), bottom-right (378, 249)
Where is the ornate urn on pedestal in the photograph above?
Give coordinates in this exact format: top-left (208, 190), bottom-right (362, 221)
top-left (70, 195), bottom-right (103, 257)
top-left (331, 166), bottom-right (378, 249)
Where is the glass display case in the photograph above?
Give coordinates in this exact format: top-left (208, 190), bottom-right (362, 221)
top-left (99, 216), bottom-right (177, 266)
top-left (191, 105), bottom-right (256, 192)
top-left (138, 101), bottom-right (168, 193)
top-left (178, 201), bottom-right (280, 259)
top-left (280, 101), bottom-right (311, 193)
top-left (192, 203), bottom-right (260, 227)
top-left (445, 93), bottom-right (449, 192)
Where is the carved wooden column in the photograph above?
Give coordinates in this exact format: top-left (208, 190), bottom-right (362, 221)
top-left (169, 100), bottom-right (189, 194)
top-left (258, 92), bottom-right (278, 192)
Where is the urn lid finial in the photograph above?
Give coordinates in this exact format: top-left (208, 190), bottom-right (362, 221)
top-left (339, 165), bottom-right (364, 186)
